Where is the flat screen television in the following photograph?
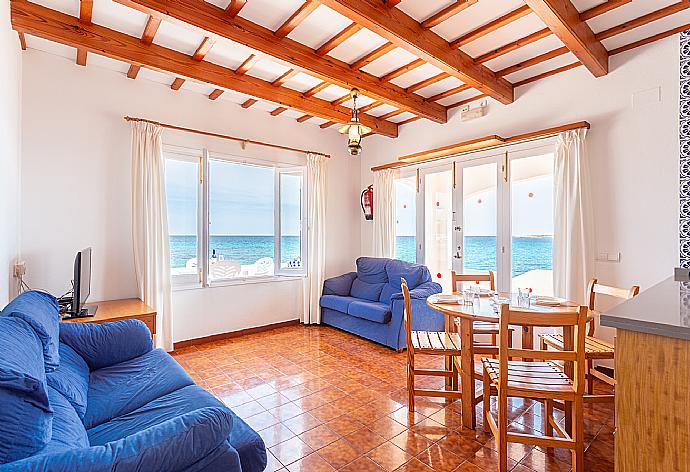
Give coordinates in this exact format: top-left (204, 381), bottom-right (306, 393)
top-left (69, 247), bottom-right (97, 317)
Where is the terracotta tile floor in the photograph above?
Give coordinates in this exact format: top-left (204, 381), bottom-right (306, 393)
top-left (171, 325), bottom-right (615, 472)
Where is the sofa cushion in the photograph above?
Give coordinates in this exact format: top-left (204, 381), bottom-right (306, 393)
top-left (378, 284), bottom-right (399, 305)
top-left (350, 278), bottom-right (386, 302)
top-left (47, 343), bottom-right (89, 421)
top-left (44, 386), bottom-right (89, 455)
top-left (347, 300), bottom-right (392, 324)
top-left (320, 295), bottom-right (359, 313)
top-left (0, 316), bottom-right (53, 464)
top-left (386, 259), bottom-right (431, 291)
top-left (88, 385), bottom-right (266, 472)
top-left (84, 348), bottom-right (194, 429)
top-left (355, 257), bottom-right (389, 284)
top-left (2, 290), bottom-right (60, 371)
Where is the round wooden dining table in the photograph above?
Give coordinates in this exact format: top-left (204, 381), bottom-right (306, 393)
top-left (427, 292), bottom-right (580, 431)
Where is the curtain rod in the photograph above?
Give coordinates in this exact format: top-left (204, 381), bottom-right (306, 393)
top-left (124, 116), bottom-right (331, 158)
top-left (371, 121), bottom-right (590, 171)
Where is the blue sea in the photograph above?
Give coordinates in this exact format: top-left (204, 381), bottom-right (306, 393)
top-left (395, 235), bottom-right (552, 277)
top-left (170, 235), bottom-right (301, 268)
top-left (170, 235), bottom-right (552, 277)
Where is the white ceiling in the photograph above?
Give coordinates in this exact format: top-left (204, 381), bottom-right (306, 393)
top-left (19, 0), bottom-right (690, 134)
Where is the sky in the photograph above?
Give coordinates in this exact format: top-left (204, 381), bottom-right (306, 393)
top-left (165, 158), bottom-right (302, 236)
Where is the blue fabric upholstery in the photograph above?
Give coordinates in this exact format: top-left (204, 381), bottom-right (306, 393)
top-left (59, 320), bottom-right (152, 371)
top-left (85, 348), bottom-right (195, 429)
top-left (355, 257), bottom-right (389, 283)
top-left (0, 316), bottom-right (53, 464)
top-left (1, 290), bottom-right (60, 371)
top-left (0, 293), bottom-right (267, 472)
top-left (320, 258), bottom-right (444, 349)
top-left (47, 343), bottom-right (89, 420)
top-left (347, 300), bottom-right (392, 324)
top-left (4, 407), bottom-right (234, 472)
top-left (350, 278), bottom-right (385, 302)
top-left (320, 295), bottom-right (358, 313)
top-left (45, 386), bottom-right (89, 454)
top-left (322, 272), bottom-right (356, 296)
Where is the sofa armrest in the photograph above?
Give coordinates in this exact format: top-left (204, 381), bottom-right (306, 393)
top-left (322, 272), bottom-right (357, 296)
top-left (59, 319), bottom-right (153, 371)
top-left (2, 407), bottom-right (234, 472)
top-left (390, 281), bottom-right (442, 301)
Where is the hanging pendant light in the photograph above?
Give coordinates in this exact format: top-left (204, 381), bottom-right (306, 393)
top-left (338, 88), bottom-right (372, 156)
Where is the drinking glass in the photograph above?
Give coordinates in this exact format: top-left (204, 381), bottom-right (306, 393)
top-left (472, 292), bottom-right (481, 314)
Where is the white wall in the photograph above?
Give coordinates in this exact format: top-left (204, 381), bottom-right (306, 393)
top-left (362, 36), bottom-right (679, 300)
top-left (20, 49), bottom-right (361, 342)
top-left (0, 3), bottom-right (22, 305)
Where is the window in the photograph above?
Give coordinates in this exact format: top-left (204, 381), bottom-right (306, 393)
top-left (164, 147), bottom-right (306, 286)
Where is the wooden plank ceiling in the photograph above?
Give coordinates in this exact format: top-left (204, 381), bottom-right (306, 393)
top-left (11, 0), bottom-right (690, 138)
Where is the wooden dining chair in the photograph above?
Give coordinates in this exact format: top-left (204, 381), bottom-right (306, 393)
top-left (482, 304), bottom-right (589, 472)
top-left (451, 271), bottom-right (514, 350)
top-left (402, 278), bottom-right (462, 411)
top-left (539, 279), bottom-right (639, 399)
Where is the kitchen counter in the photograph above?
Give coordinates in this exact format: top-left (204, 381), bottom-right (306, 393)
top-left (600, 276), bottom-right (690, 340)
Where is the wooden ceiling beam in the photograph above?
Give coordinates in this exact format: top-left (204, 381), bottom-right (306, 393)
top-left (609, 21), bottom-right (690, 56)
top-left (595, 2), bottom-right (690, 41)
top-left (77, 0), bottom-right (93, 66)
top-left (380, 58), bottom-right (425, 82)
top-left (272, 69), bottom-right (298, 87)
top-left (384, 0), bottom-right (402, 6)
top-left (127, 15), bottom-right (161, 79)
top-left (209, 54), bottom-right (261, 102)
top-left (378, 109), bottom-right (404, 120)
top-left (209, 89), bottom-right (224, 100)
top-left (350, 42), bottom-right (395, 69)
top-left (10, 0), bottom-right (398, 137)
top-left (421, 0), bottom-right (477, 29)
top-left (320, 121), bottom-right (336, 129)
top-left (275, 0), bottom-right (319, 38)
top-left (17, 31), bottom-right (26, 50)
top-left (271, 107), bottom-right (288, 116)
top-left (225, 0), bottom-right (247, 18)
top-left (475, 28), bottom-right (551, 63)
top-left (314, 0), bottom-right (514, 104)
top-left (426, 84), bottom-right (471, 102)
top-left (496, 46), bottom-right (569, 77)
top-left (474, 0), bottom-right (629, 64)
top-left (450, 5), bottom-right (531, 48)
top-left (303, 81), bottom-right (330, 97)
top-left (296, 114), bottom-right (313, 122)
top-left (316, 23), bottom-right (361, 56)
top-left (171, 36), bottom-right (214, 91)
top-left (115, 0), bottom-right (446, 123)
top-left (406, 72), bottom-right (449, 93)
top-left (580, 0), bottom-right (631, 21)
top-left (358, 101), bottom-right (383, 113)
top-left (513, 61), bottom-right (582, 87)
top-left (331, 93), bottom-right (352, 106)
top-left (241, 98), bottom-right (257, 108)
top-left (523, 0), bottom-right (608, 77)
top-left (448, 93), bottom-right (486, 109)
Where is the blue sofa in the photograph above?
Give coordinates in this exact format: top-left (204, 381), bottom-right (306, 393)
top-left (0, 291), bottom-right (267, 472)
top-left (320, 257), bottom-right (444, 350)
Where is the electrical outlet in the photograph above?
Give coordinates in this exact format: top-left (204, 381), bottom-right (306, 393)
top-left (13, 261), bottom-right (26, 277)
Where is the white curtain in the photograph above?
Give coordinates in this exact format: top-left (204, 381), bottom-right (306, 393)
top-left (131, 121), bottom-right (174, 351)
top-left (302, 153), bottom-right (327, 325)
top-left (553, 128), bottom-right (594, 303)
top-left (372, 168), bottom-right (396, 258)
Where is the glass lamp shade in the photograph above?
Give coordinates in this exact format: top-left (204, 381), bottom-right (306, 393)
top-left (338, 120), bottom-right (371, 156)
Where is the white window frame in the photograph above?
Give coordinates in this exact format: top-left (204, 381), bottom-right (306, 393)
top-left (404, 138), bottom-right (556, 292)
top-left (164, 146), bottom-right (307, 288)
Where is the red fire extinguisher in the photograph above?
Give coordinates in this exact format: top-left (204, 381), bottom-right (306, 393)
top-left (361, 185), bottom-right (373, 220)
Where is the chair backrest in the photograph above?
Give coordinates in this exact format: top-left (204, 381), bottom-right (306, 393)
top-left (451, 271), bottom-right (495, 292)
top-left (401, 278), bottom-right (413, 353)
top-left (587, 278), bottom-right (640, 310)
top-left (498, 304), bottom-right (589, 394)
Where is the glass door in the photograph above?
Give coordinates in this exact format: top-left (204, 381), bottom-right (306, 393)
top-left (453, 156), bottom-right (502, 289)
top-left (421, 166), bottom-right (453, 290)
top-left (394, 174), bottom-right (418, 264)
top-left (509, 147), bottom-right (555, 296)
